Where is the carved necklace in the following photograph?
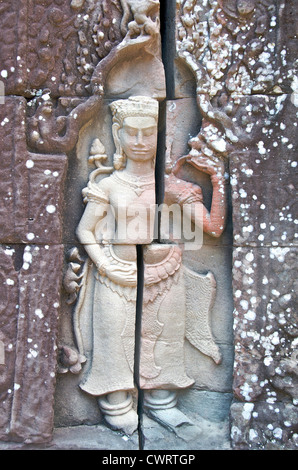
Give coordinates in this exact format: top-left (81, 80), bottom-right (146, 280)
top-left (113, 170), bottom-right (155, 196)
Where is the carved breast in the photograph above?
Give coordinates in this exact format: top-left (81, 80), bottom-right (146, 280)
top-left (108, 172), bottom-right (156, 245)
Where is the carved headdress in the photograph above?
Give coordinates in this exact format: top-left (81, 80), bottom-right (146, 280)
top-left (110, 95), bottom-right (159, 126)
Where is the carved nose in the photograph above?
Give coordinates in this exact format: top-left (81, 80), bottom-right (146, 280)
top-left (136, 130), bottom-right (144, 146)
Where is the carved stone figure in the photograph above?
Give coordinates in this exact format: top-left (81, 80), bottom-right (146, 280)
top-left (72, 95), bottom-right (227, 435)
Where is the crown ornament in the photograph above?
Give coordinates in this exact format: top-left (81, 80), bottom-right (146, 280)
top-left (110, 96), bottom-right (159, 125)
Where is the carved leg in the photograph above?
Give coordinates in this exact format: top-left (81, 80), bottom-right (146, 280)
top-left (98, 391), bottom-right (138, 435)
top-left (144, 390), bottom-right (196, 434)
top-left (144, 390), bottom-right (178, 410)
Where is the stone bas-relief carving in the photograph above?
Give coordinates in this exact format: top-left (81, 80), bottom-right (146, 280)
top-left (64, 95), bottom-right (227, 435)
top-left (0, 0), bottom-right (295, 451)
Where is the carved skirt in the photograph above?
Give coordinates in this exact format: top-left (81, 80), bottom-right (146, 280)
top-left (75, 244), bottom-right (194, 397)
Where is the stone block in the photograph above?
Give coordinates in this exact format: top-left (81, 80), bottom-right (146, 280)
top-left (0, 0), bottom-right (124, 98)
top-left (0, 247), bottom-right (19, 439)
top-left (4, 244), bottom-right (64, 444)
top-left (232, 245), bottom-right (297, 402)
top-left (230, 94), bottom-right (297, 247)
top-left (0, 97), bottom-right (28, 242)
top-left (0, 97), bottom-right (67, 245)
top-left (178, 389), bottom-right (233, 423)
top-left (230, 400), bottom-right (298, 450)
top-left (174, 0), bottom-right (297, 98)
top-left (25, 152), bottom-right (68, 245)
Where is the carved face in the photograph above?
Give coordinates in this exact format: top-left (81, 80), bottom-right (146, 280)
top-left (118, 116), bottom-right (157, 163)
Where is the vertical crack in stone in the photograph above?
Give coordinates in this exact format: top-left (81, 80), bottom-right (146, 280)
top-left (134, 0), bottom-right (176, 450)
top-left (160, 0), bottom-right (176, 100)
top-left (134, 244), bottom-right (145, 449)
top-left (155, 100), bottom-right (167, 239)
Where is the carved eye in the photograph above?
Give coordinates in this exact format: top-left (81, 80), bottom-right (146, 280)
top-left (143, 127), bottom-right (155, 137)
top-left (125, 127), bottom-right (138, 137)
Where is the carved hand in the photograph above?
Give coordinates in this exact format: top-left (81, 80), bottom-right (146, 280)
top-left (103, 263), bottom-right (138, 287)
top-left (186, 153), bottom-right (225, 178)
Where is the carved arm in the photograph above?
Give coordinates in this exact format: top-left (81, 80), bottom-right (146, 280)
top-left (184, 172), bottom-right (226, 238)
top-left (76, 200), bottom-right (110, 274)
top-left (76, 200), bottom-right (137, 287)
top-left (167, 154), bottom-right (227, 238)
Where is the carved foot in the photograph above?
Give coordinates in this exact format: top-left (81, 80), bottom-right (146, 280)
top-left (104, 410), bottom-right (138, 436)
top-left (144, 390), bottom-right (202, 441)
top-left (98, 391), bottom-right (138, 435)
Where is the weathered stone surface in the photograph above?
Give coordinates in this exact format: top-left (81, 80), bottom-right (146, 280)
top-left (231, 244), bottom-right (297, 449)
top-left (0, 247), bottom-right (19, 439)
top-left (0, 96), bottom-right (66, 446)
top-left (0, 0), bottom-right (296, 450)
top-left (25, 152), bottom-right (68, 244)
top-left (0, 244), bottom-right (64, 443)
top-left (232, 245), bottom-right (297, 395)
top-left (0, 97), bottom-right (67, 244)
top-left (0, 0), bottom-right (124, 98)
top-left (171, 0), bottom-right (297, 451)
top-left (175, 0), bottom-right (297, 98)
top-left (230, 95), bottom-right (297, 247)
top-left (228, 91), bottom-right (297, 449)
top-left (172, 0), bottom-right (298, 451)
top-left (0, 97), bottom-right (28, 242)
top-left (230, 400), bottom-right (298, 450)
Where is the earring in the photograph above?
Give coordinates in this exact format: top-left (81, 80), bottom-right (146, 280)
top-left (113, 153), bottom-right (125, 170)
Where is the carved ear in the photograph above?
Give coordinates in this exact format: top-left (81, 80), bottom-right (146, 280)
top-left (112, 122), bottom-right (121, 155)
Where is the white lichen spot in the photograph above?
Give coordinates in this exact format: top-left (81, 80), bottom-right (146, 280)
top-left (249, 429), bottom-right (258, 441)
top-left (42, 92), bottom-right (51, 101)
top-left (28, 349), bottom-right (38, 358)
top-left (5, 248), bottom-right (15, 256)
top-left (35, 308), bottom-right (44, 319)
top-left (46, 205), bottom-right (56, 214)
top-left (264, 356), bottom-right (273, 366)
top-left (243, 225), bottom-right (254, 233)
top-left (239, 188), bottom-right (247, 198)
top-left (23, 249), bottom-right (32, 265)
top-left (290, 76), bottom-right (298, 107)
top-left (240, 382), bottom-right (253, 401)
top-left (6, 278), bottom-right (15, 286)
top-left (244, 310), bottom-right (256, 321)
top-left (273, 428), bottom-right (283, 439)
top-left (245, 252), bottom-right (254, 262)
top-left (26, 232), bottom-right (35, 241)
top-left (26, 159), bottom-right (34, 169)
top-left (240, 299), bottom-right (249, 310)
top-left (1, 117), bottom-right (9, 127)
top-left (257, 141), bottom-right (266, 155)
top-left (270, 247), bottom-right (290, 262)
top-left (242, 403), bottom-right (254, 419)
top-left (235, 289), bottom-right (242, 298)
